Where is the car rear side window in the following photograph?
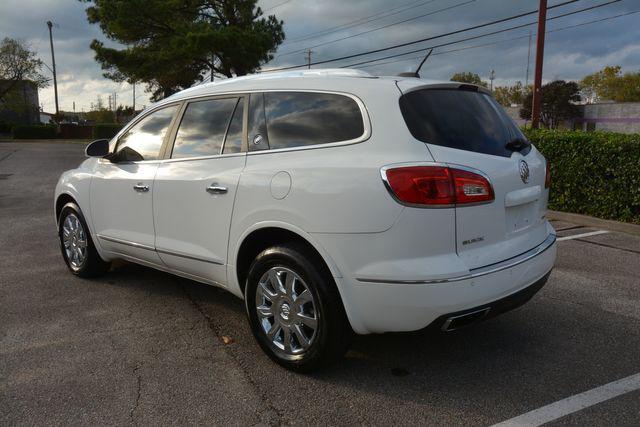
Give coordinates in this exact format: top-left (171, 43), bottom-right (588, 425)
top-left (399, 89), bottom-right (526, 158)
top-left (115, 105), bottom-right (178, 162)
top-left (264, 92), bottom-right (364, 150)
top-left (172, 97), bottom-right (238, 159)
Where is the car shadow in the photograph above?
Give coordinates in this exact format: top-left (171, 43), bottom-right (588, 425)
top-left (95, 261), bottom-right (639, 417)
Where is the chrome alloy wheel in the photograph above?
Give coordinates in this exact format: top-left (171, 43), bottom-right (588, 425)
top-left (255, 266), bottom-right (319, 355)
top-left (62, 213), bottom-right (87, 270)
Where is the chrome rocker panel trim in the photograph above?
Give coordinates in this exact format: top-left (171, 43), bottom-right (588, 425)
top-left (97, 234), bottom-right (223, 265)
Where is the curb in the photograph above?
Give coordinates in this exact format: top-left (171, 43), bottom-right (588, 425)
top-left (548, 210), bottom-right (640, 237)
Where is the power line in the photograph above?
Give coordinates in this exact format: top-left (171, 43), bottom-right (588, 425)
top-left (352, 9), bottom-right (640, 70)
top-left (340, 0), bottom-right (624, 69)
top-left (263, 0), bottom-right (618, 72)
top-left (262, 0), bottom-right (294, 13)
top-left (274, 0), bottom-right (476, 59)
top-left (282, 0), bottom-right (439, 45)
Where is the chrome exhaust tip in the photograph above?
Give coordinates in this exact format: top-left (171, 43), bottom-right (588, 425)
top-left (441, 307), bottom-right (491, 332)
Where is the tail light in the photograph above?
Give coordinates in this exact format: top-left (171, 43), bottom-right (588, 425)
top-left (382, 165), bottom-right (494, 207)
top-left (545, 160), bottom-right (551, 189)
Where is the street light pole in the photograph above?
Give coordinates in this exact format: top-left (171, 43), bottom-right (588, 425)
top-left (531, 0), bottom-right (547, 129)
top-left (46, 21), bottom-right (60, 117)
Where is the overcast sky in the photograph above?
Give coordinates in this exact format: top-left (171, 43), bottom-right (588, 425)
top-left (1, 0), bottom-right (638, 113)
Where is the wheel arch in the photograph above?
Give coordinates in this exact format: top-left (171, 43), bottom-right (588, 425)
top-left (234, 223), bottom-right (342, 298)
top-left (55, 193), bottom-right (78, 224)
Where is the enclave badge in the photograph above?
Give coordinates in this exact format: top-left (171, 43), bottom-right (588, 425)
top-left (519, 160), bottom-right (530, 184)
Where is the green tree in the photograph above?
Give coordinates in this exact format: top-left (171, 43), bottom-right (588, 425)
top-left (493, 81), bottom-right (530, 106)
top-left (115, 104), bottom-right (135, 123)
top-left (580, 65), bottom-right (640, 102)
top-left (520, 80), bottom-right (581, 129)
top-left (450, 72), bottom-right (488, 87)
top-left (0, 37), bottom-right (49, 103)
top-left (85, 108), bottom-right (115, 123)
top-left (82, 0), bottom-right (285, 100)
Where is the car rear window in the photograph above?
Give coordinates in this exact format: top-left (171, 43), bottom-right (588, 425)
top-left (399, 88), bottom-right (526, 157)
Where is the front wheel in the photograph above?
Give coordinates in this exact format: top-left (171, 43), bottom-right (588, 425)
top-left (58, 202), bottom-right (110, 278)
top-left (245, 243), bottom-right (352, 372)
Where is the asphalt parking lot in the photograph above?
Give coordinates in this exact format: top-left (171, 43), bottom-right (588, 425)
top-left (1, 142), bottom-right (639, 426)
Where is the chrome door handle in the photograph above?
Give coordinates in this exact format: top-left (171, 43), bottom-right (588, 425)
top-left (133, 183), bottom-right (149, 192)
top-left (206, 184), bottom-right (228, 194)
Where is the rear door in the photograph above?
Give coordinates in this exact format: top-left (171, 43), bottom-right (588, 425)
top-left (152, 95), bottom-right (246, 285)
top-left (398, 84), bottom-right (549, 269)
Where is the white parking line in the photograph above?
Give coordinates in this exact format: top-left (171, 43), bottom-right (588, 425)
top-left (557, 230), bottom-right (609, 241)
top-left (492, 372), bottom-right (640, 427)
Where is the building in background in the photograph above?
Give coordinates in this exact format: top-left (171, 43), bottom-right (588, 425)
top-left (576, 102), bottom-right (640, 133)
top-left (0, 80), bottom-right (40, 125)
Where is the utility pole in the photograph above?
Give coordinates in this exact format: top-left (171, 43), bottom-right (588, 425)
top-left (72, 101), bottom-right (75, 113)
top-left (46, 21), bottom-right (59, 117)
top-left (305, 48), bottom-right (313, 69)
top-left (531, 0), bottom-right (547, 129)
top-left (108, 94), bottom-right (112, 111)
top-left (113, 92), bottom-right (117, 111)
top-left (132, 82), bottom-right (136, 111)
top-left (525, 30), bottom-right (532, 88)
top-left (489, 69), bottom-right (495, 91)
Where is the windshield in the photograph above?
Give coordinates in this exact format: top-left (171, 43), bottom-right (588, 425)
top-left (399, 88), bottom-right (527, 158)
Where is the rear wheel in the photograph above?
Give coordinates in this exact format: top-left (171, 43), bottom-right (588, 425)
top-left (245, 243), bottom-right (351, 372)
top-left (58, 202), bottom-right (110, 277)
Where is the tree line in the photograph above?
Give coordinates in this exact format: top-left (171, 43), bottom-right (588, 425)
top-left (450, 67), bottom-right (640, 128)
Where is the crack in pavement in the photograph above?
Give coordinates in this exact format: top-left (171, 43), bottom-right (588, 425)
top-left (130, 364), bottom-right (142, 426)
top-left (176, 279), bottom-right (284, 426)
top-left (574, 238), bottom-right (640, 255)
top-left (0, 149), bottom-right (18, 163)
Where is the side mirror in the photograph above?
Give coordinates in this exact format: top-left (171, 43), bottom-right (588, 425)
top-left (85, 139), bottom-right (110, 158)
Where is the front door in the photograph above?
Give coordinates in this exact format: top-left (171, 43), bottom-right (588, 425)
top-left (91, 104), bottom-right (180, 264)
top-left (153, 96), bottom-right (246, 285)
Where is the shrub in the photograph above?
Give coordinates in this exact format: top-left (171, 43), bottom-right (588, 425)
top-left (524, 129), bottom-right (640, 223)
top-left (12, 124), bottom-right (57, 139)
top-left (93, 123), bottom-right (123, 139)
top-left (0, 122), bottom-right (12, 133)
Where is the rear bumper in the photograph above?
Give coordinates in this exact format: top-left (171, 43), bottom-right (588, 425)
top-left (431, 270), bottom-right (550, 332)
top-left (334, 233), bottom-right (556, 334)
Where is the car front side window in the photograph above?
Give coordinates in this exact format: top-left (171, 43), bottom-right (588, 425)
top-left (114, 105), bottom-right (179, 162)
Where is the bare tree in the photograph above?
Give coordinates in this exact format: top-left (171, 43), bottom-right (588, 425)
top-left (0, 37), bottom-right (49, 103)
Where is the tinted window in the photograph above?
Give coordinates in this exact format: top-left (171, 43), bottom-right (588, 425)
top-left (399, 89), bottom-right (526, 157)
top-left (223, 98), bottom-right (244, 154)
top-left (115, 105), bottom-right (178, 161)
top-left (172, 97), bottom-right (238, 158)
top-left (265, 92), bottom-right (364, 149)
top-left (248, 93), bottom-right (269, 151)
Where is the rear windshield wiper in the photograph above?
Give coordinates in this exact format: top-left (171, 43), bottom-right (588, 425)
top-left (505, 137), bottom-right (531, 152)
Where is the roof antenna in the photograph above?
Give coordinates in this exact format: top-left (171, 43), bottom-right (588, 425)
top-left (397, 49), bottom-right (433, 78)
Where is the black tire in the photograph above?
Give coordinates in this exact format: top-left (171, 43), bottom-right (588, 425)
top-left (58, 202), bottom-right (110, 278)
top-left (245, 242), bottom-right (352, 372)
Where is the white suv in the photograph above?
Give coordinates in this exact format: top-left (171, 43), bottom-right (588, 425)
top-left (55, 69), bottom-right (556, 371)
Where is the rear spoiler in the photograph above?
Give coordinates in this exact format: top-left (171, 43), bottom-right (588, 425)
top-left (395, 81), bottom-right (493, 96)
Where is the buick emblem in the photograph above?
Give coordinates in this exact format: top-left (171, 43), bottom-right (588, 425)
top-left (519, 160), bottom-right (530, 184)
